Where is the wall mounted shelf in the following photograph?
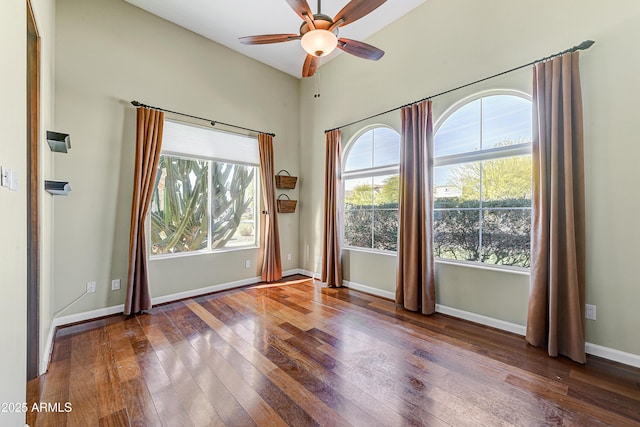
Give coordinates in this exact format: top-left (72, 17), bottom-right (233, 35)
top-left (46, 131), bottom-right (71, 153)
top-left (45, 180), bottom-right (71, 196)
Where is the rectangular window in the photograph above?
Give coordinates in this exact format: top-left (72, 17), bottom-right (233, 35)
top-left (150, 120), bottom-right (259, 257)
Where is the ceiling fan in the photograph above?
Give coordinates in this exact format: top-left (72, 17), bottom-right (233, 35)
top-left (239, 0), bottom-right (387, 77)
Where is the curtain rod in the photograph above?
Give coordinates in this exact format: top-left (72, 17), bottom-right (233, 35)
top-left (130, 101), bottom-right (276, 137)
top-left (325, 40), bottom-right (595, 133)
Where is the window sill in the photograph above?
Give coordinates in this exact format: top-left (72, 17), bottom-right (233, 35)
top-left (150, 245), bottom-right (259, 261)
top-left (343, 248), bottom-right (530, 275)
top-left (435, 258), bottom-right (530, 276)
top-left (343, 247), bottom-right (397, 257)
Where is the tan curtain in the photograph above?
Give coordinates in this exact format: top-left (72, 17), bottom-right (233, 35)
top-left (321, 130), bottom-right (343, 287)
top-left (258, 133), bottom-right (282, 282)
top-left (396, 100), bottom-right (436, 315)
top-left (125, 107), bottom-right (164, 315)
top-left (526, 52), bottom-right (586, 363)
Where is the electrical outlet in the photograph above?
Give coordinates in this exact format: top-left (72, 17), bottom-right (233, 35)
top-left (287, 253), bottom-right (292, 261)
top-left (245, 259), bottom-right (251, 268)
top-left (585, 304), bottom-right (596, 320)
top-left (87, 281), bottom-right (96, 293)
top-left (111, 279), bottom-right (121, 291)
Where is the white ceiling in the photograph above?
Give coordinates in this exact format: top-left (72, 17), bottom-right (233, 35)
top-left (124, 0), bottom-right (426, 78)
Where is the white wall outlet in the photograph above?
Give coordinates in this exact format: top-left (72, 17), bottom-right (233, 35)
top-left (87, 281), bottom-right (96, 293)
top-left (245, 259), bottom-right (251, 268)
top-left (1, 166), bottom-right (9, 188)
top-left (287, 253), bottom-right (292, 261)
top-left (111, 279), bottom-right (121, 291)
top-left (585, 304), bottom-right (596, 320)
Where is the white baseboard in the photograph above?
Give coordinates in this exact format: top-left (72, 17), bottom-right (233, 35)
top-left (298, 269), bottom-right (319, 281)
top-left (344, 280), bottom-right (395, 300)
top-left (586, 342), bottom-right (640, 368)
top-left (40, 269), bottom-right (303, 375)
top-left (41, 274), bottom-right (640, 374)
top-left (343, 280), bottom-right (526, 336)
top-left (151, 276), bottom-right (260, 305)
top-left (435, 304), bottom-right (527, 336)
top-left (40, 325), bottom-right (56, 375)
top-left (343, 280), bottom-right (640, 368)
top-left (40, 304), bottom-right (125, 375)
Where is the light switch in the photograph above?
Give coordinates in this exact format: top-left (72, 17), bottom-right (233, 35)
top-left (1, 166), bottom-right (9, 188)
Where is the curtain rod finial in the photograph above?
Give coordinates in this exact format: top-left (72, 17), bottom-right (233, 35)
top-left (131, 100), bottom-right (141, 107)
top-left (577, 40), bottom-right (595, 50)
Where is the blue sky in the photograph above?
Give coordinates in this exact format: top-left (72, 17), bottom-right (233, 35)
top-left (344, 95), bottom-right (532, 189)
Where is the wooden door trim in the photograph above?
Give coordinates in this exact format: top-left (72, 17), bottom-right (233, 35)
top-left (27, 0), bottom-right (41, 379)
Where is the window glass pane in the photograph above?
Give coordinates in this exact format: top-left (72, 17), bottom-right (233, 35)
top-left (434, 210), bottom-right (480, 261)
top-left (345, 130), bottom-right (373, 171)
top-left (481, 209), bottom-right (531, 267)
top-left (343, 126), bottom-right (401, 252)
top-left (434, 162), bottom-right (480, 208)
top-left (345, 177), bottom-right (373, 208)
top-left (211, 162), bottom-right (256, 249)
top-left (151, 155), bottom-right (209, 255)
top-left (435, 99), bottom-right (481, 157)
top-left (373, 174), bottom-right (399, 206)
top-left (433, 94), bottom-right (532, 268)
top-left (345, 209), bottom-right (373, 248)
top-left (481, 95), bottom-right (532, 149)
top-left (481, 156), bottom-right (532, 207)
top-left (373, 208), bottom-right (398, 251)
top-left (373, 128), bottom-right (400, 167)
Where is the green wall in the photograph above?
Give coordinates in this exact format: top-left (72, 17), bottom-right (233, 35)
top-left (53, 0), bottom-right (301, 315)
top-left (299, 0), bottom-right (640, 357)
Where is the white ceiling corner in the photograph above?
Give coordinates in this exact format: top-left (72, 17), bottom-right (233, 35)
top-left (124, 0), bottom-right (426, 78)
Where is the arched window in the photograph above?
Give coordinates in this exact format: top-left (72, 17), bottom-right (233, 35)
top-left (343, 126), bottom-right (401, 251)
top-left (433, 93), bottom-right (532, 268)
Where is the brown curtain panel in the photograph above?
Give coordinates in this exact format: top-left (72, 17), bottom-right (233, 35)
top-left (258, 133), bottom-right (283, 282)
top-left (125, 107), bottom-right (164, 315)
top-left (321, 130), bottom-right (343, 287)
top-left (396, 100), bottom-right (436, 315)
top-left (526, 52), bottom-right (587, 363)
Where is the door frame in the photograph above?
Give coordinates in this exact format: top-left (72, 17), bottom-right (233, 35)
top-left (27, 0), bottom-right (41, 379)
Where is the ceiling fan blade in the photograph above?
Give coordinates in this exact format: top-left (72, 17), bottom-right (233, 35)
top-left (333, 0), bottom-right (387, 27)
top-left (285, 0), bottom-right (313, 20)
top-left (239, 34), bottom-right (301, 45)
top-left (302, 54), bottom-right (319, 78)
top-left (338, 38), bottom-right (385, 60)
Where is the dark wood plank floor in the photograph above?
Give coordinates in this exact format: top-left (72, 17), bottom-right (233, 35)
top-left (27, 275), bottom-right (640, 426)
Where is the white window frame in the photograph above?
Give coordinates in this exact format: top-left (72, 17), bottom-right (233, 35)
top-left (433, 90), bottom-right (532, 270)
top-left (342, 124), bottom-right (401, 254)
top-left (150, 120), bottom-right (260, 259)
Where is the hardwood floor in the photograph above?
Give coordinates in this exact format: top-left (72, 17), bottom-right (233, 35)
top-left (27, 275), bottom-right (640, 426)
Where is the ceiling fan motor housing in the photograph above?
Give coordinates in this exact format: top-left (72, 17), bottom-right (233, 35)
top-left (299, 14), bottom-right (337, 35)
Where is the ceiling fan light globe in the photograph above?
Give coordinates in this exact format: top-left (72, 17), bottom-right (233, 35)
top-left (301, 29), bottom-right (337, 57)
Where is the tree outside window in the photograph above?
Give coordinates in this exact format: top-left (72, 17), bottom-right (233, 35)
top-left (150, 120), bottom-right (259, 256)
